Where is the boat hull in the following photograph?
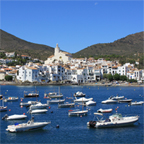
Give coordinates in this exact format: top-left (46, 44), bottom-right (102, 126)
top-left (58, 103), bottom-right (75, 108)
top-left (68, 110), bottom-right (88, 116)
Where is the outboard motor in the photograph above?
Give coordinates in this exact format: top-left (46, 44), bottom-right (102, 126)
top-left (2, 114), bottom-right (8, 120)
top-left (89, 121), bottom-right (96, 128)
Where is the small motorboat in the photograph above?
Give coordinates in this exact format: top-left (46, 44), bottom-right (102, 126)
top-left (74, 91), bottom-right (86, 97)
top-left (20, 101), bottom-right (40, 107)
top-left (101, 98), bottom-right (117, 104)
top-left (129, 101), bottom-right (144, 105)
top-left (68, 109), bottom-right (88, 116)
top-left (87, 113), bottom-right (139, 128)
top-left (97, 108), bottom-right (113, 113)
top-left (2, 114), bottom-right (27, 120)
top-left (29, 102), bottom-right (48, 110)
top-left (24, 92), bottom-right (39, 98)
top-left (47, 99), bottom-right (65, 104)
top-left (58, 102), bottom-right (75, 108)
top-left (118, 98), bottom-right (132, 103)
top-left (6, 117), bottom-right (51, 132)
top-left (85, 100), bottom-right (96, 106)
top-left (0, 106), bottom-right (7, 112)
top-left (28, 109), bottom-right (48, 114)
top-left (4, 97), bottom-right (18, 102)
top-left (74, 97), bottom-right (93, 103)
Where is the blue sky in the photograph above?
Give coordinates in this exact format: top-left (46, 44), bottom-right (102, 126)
top-left (1, 1), bottom-right (143, 54)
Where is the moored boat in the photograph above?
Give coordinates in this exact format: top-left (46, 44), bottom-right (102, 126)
top-left (101, 99), bottom-right (117, 104)
top-left (20, 101), bottom-right (40, 107)
top-left (74, 91), bottom-right (86, 97)
top-left (28, 109), bottom-right (48, 114)
top-left (47, 99), bottom-right (65, 104)
top-left (24, 92), bottom-right (39, 98)
top-left (118, 98), bottom-right (132, 103)
top-left (68, 109), bottom-right (88, 116)
top-left (6, 117), bottom-right (51, 132)
top-left (29, 102), bottom-right (48, 110)
top-left (85, 100), bottom-right (96, 106)
top-left (129, 101), bottom-right (144, 105)
top-left (4, 97), bottom-right (18, 102)
top-left (0, 106), bottom-right (7, 112)
top-left (58, 102), bottom-right (75, 108)
top-left (2, 114), bottom-right (27, 120)
top-left (74, 97), bottom-right (93, 103)
top-left (87, 113), bottom-right (139, 128)
top-left (97, 108), bottom-right (113, 113)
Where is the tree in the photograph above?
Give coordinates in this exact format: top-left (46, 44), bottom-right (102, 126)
top-left (107, 74), bottom-right (113, 82)
top-left (120, 75), bottom-right (127, 81)
top-left (103, 73), bottom-right (108, 79)
top-left (113, 73), bottom-right (120, 80)
top-left (5, 75), bottom-right (13, 81)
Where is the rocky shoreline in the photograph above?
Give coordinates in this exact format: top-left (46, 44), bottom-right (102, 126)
top-left (0, 81), bottom-right (143, 87)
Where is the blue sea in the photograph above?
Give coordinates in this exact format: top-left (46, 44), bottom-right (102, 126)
top-left (0, 85), bottom-right (143, 144)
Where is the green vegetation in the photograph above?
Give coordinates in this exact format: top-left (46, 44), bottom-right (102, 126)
top-left (5, 75), bottom-right (13, 81)
top-left (103, 73), bottom-right (137, 82)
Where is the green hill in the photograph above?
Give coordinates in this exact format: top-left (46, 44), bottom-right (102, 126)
top-left (72, 31), bottom-right (144, 58)
top-left (0, 29), bottom-right (54, 60)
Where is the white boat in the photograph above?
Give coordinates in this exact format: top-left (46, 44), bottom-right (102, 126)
top-left (101, 98), bottom-right (117, 104)
top-left (2, 114), bottom-right (27, 120)
top-left (74, 91), bottom-right (86, 97)
top-left (87, 113), bottom-right (139, 128)
top-left (24, 92), bottom-right (39, 98)
top-left (28, 109), bottom-right (48, 114)
top-left (130, 101), bottom-right (144, 105)
top-left (118, 98), bottom-right (132, 103)
top-left (4, 97), bottom-right (18, 102)
top-left (20, 101), bottom-right (41, 107)
top-left (97, 108), bottom-right (113, 113)
top-left (6, 117), bottom-right (51, 132)
top-left (29, 102), bottom-right (48, 110)
top-left (47, 99), bottom-right (65, 104)
top-left (68, 109), bottom-right (88, 116)
top-left (44, 87), bottom-right (63, 98)
top-left (74, 97), bottom-right (93, 103)
top-left (111, 95), bottom-right (124, 100)
top-left (58, 102), bottom-right (75, 108)
top-left (85, 100), bottom-right (96, 106)
top-left (0, 106), bottom-right (7, 112)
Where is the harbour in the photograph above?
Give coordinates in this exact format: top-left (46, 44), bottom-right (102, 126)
top-left (0, 85), bottom-right (143, 143)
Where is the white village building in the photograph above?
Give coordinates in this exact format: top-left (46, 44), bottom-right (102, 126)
top-left (45, 44), bottom-right (72, 65)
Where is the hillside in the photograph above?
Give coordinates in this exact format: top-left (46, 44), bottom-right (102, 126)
top-left (0, 29), bottom-right (54, 60)
top-left (0, 29), bottom-right (143, 61)
top-left (72, 31), bottom-right (144, 58)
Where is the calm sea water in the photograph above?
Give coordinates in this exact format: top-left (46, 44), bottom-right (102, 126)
top-left (0, 85), bottom-right (143, 144)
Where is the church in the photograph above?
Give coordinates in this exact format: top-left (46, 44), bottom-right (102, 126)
top-left (44, 44), bottom-right (72, 64)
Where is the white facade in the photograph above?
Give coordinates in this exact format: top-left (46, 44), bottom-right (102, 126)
top-left (45, 44), bottom-right (72, 65)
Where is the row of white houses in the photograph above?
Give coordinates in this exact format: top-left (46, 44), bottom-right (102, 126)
top-left (16, 62), bottom-right (143, 84)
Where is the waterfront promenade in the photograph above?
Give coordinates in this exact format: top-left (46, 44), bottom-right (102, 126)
top-left (0, 81), bottom-right (143, 87)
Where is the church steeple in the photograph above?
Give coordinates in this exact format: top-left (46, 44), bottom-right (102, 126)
top-left (54, 43), bottom-right (60, 56)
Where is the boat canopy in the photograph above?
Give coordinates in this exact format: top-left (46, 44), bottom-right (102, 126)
top-left (109, 113), bottom-right (122, 119)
